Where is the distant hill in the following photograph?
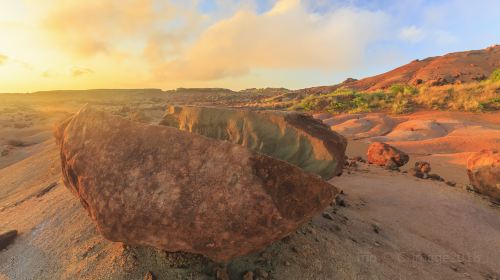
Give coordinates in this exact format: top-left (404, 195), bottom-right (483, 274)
top-left (303, 44), bottom-right (500, 94)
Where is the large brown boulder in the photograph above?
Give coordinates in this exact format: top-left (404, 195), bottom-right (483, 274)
top-left (366, 142), bottom-right (409, 167)
top-left (467, 150), bottom-right (500, 202)
top-left (160, 106), bottom-right (347, 179)
top-left (55, 106), bottom-right (338, 262)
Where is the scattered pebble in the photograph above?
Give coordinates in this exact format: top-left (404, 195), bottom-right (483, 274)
top-left (428, 173), bottom-right (444, 181)
top-left (335, 196), bottom-right (346, 207)
top-left (445, 181), bottom-right (456, 187)
top-left (143, 271), bottom-right (155, 280)
top-left (372, 224), bottom-right (380, 234)
top-left (322, 212), bottom-right (334, 220)
top-left (465, 185), bottom-right (475, 192)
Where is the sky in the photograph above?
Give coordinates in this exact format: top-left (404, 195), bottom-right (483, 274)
top-left (0, 0), bottom-right (499, 93)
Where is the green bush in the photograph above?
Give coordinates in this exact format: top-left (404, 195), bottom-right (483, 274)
top-left (489, 69), bottom-right (500, 82)
top-left (390, 84), bottom-right (417, 95)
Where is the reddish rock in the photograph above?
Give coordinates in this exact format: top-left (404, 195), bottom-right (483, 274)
top-left (467, 150), bottom-right (500, 202)
top-left (55, 106), bottom-right (338, 262)
top-left (160, 106), bottom-right (347, 179)
top-left (414, 161), bottom-right (431, 174)
top-left (366, 142), bottom-right (409, 167)
top-left (412, 161), bottom-right (431, 178)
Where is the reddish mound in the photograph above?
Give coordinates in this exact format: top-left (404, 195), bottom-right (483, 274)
top-left (304, 45), bottom-right (500, 94)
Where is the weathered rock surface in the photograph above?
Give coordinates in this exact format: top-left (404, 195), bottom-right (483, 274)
top-left (55, 106), bottom-right (338, 262)
top-left (160, 106), bottom-right (346, 179)
top-left (467, 150), bottom-right (500, 202)
top-left (366, 142), bottom-right (409, 167)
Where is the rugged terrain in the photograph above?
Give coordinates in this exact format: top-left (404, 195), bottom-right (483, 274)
top-left (303, 44), bottom-right (500, 94)
top-left (0, 96), bottom-right (499, 280)
top-left (1, 45), bottom-right (499, 280)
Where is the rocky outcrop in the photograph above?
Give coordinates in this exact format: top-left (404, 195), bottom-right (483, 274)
top-left (160, 106), bottom-right (346, 179)
top-left (366, 142), bottom-right (409, 167)
top-left (467, 150), bottom-right (500, 202)
top-left (55, 106), bottom-right (338, 262)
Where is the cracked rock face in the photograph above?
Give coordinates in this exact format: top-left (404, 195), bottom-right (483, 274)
top-left (55, 106), bottom-right (339, 262)
top-left (160, 106), bottom-right (346, 179)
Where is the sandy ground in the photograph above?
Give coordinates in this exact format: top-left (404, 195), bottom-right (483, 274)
top-left (321, 111), bottom-right (500, 186)
top-left (1, 105), bottom-right (499, 279)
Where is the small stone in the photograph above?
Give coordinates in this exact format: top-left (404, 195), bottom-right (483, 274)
top-left (322, 212), bottom-right (334, 220)
top-left (446, 181), bottom-right (456, 187)
top-left (428, 173), bottom-right (444, 181)
top-left (465, 184), bottom-right (475, 192)
top-left (243, 271), bottom-right (254, 280)
top-left (143, 271), bottom-right (155, 280)
top-left (284, 261), bottom-right (291, 266)
top-left (255, 268), bottom-right (269, 279)
top-left (0, 230), bottom-right (18, 250)
top-left (335, 196), bottom-right (346, 207)
top-left (372, 224), bottom-right (380, 234)
top-left (414, 161), bottom-right (431, 174)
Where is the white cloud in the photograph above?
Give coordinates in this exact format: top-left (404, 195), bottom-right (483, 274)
top-left (399, 25), bottom-right (425, 43)
top-left (148, 0), bottom-right (390, 80)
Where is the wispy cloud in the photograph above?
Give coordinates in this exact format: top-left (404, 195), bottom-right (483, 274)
top-left (1, 0), bottom-right (499, 92)
top-left (70, 66), bottom-right (94, 77)
top-left (147, 1), bottom-right (389, 80)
